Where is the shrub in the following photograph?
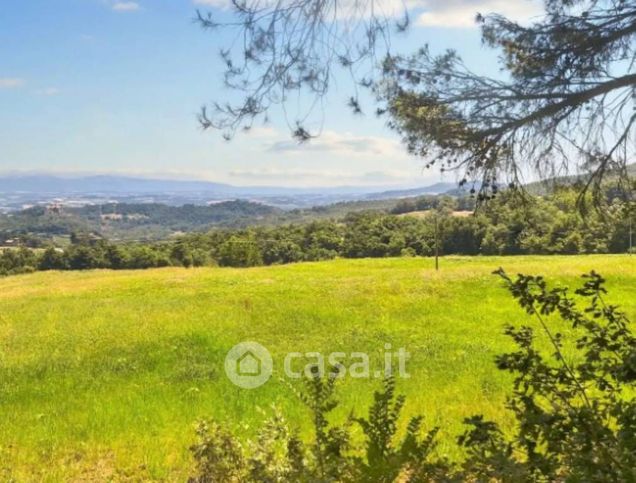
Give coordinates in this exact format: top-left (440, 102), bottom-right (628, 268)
top-left (461, 269), bottom-right (636, 481)
top-left (218, 236), bottom-right (263, 267)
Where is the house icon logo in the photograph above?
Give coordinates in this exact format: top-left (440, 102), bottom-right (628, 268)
top-left (237, 350), bottom-right (261, 376)
top-left (225, 341), bottom-right (273, 389)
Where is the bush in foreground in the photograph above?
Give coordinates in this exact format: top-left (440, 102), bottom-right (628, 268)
top-left (189, 270), bottom-right (636, 482)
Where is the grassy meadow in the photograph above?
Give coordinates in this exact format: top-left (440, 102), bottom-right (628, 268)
top-left (0, 255), bottom-right (634, 480)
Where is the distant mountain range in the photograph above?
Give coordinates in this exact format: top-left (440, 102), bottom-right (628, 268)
top-left (526, 163), bottom-right (636, 194)
top-left (0, 175), bottom-right (230, 194)
top-left (0, 174), bottom-right (459, 212)
top-left (364, 182), bottom-right (458, 199)
top-left (0, 174), bottom-right (454, 196)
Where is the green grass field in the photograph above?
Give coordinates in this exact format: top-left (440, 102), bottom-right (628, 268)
top-left (0, 255), bottom-right (634, 480)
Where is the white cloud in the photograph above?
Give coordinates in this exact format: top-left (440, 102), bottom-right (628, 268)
top-left (194, 0), bottom-right (407, 18)
top-left (228, 167), bottom-right (414, 186)
top-left (242, 125), bottom-right (279, 139)
top-left (224, 127), bottom-right (429, 187)
top-left (415, 0), bottom-right (542, 28)
top-left (193, 0), bottom-right (541, 27)
top-left (0, 78), bottom-right (25, 89)
top-left (193, 0), bottom-right (229, 7)
top-left (266, 130), bottom-right (408, 159)
top-left (35, 87), bottom-right (61, 96)
top-left (112, 2), bottom-right (140, 11)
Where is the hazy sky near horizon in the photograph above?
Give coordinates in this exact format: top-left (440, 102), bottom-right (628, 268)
top-left (0, 0), bottom-right (541, 187)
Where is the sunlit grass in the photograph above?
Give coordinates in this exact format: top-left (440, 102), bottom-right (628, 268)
top-left (0, 255), bottom-right (634, 480)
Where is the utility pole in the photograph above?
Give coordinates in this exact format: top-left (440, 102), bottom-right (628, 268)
top-left (630, 216), bottom-right (633, 255)
top-left (434, 214), bottom-right (439, 271)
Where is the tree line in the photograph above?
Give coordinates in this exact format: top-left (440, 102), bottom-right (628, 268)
top-left (0, 188), bottom-right (633, 276)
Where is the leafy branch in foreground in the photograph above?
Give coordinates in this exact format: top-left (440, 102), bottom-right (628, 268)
top-left (189, 270), bottom-right (636, 481)
top-left (459, 269), bottom-right (636, 481)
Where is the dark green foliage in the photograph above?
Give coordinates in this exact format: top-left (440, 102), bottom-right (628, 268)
top-left (126, 245), bottom-right (171, 269)
top-left (104, 244), bottom-right (128, 270)
top-left (0, 187), bottom-right (633, 275)
top-left (468, 269), bottom-right (636, 481)
top-left (353, 377), bottom-right (442, 482)
top-left (190, 371), bottom-right (446, 482)
top-left (171, 242), bottom-right (195, 268)
top-left (66, 245), bottom-right (106, 270)
top-left (189, 420), bottom-right (245, 482)
top-left (0, 206), bottom-right (91, 242)
top-left (189, 271), bottom-right (636, 481)
top-left (390, 195), bottom-right (474, 215)
top-left (218, 235), bottom-right (264, 267)
top-left (0, 248), bottom-right (38, 276)
top-left (0, 200), bottom-right (280, 243)
top-left (38, 247), bottom-right (67, 271)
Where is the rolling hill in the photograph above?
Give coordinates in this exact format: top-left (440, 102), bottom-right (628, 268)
top-left (0, 255), bottom-right (634, 480)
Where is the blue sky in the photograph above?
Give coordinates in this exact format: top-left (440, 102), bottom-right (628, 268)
top-left (0, 0), bottom-right (540, 187)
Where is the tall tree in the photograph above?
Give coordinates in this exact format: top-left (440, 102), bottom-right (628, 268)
top-left (198, 0), bottom-right (636, 202)
top-left (379, 0), bottom-right (636, 202)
